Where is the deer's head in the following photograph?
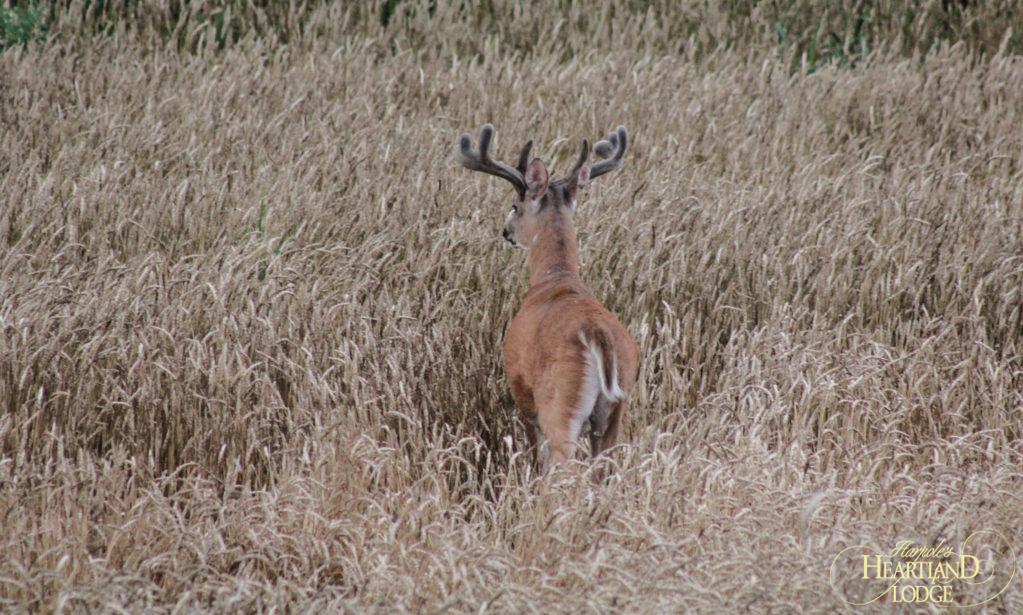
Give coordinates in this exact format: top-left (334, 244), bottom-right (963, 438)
top-left (456, 124), bottom-right (628, 248)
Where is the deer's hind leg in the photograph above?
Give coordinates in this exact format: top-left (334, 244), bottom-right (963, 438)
top-left (535, 361), bottom-right (600, 468)
top-left (592, 399), bottom-right (626, 457)
top-left (587, 394), bottom-right (612, 458)
top-left (537, 411), bottom-right (578, 467)
top-left (521, 415), bottom-right (548, 473)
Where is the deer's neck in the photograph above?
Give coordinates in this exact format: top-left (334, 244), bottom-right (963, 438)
top-left (528, 213), bottom-right (579, 286)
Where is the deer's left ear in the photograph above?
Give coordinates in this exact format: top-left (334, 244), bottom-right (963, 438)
top-left (576, 164), bottom-right (590, 190)
top-left (565, 163), bottom-right (590, 205)
top-left (525, 158), bottom-right (549, 201)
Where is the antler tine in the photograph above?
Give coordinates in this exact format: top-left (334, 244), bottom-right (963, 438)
top-left (456, 124), bottom-right (527, 198)
top-left (574, 139), bottom-right (590, 173)
top-left (589, 125), bottom-right (628, 180)
top-left (515, 140), bottom-right (533, 175)
top-left (553, 139), bottom-right (590, 188)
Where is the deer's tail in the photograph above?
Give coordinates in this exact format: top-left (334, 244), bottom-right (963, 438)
top-left (578, 326), bottom-right (625, 403)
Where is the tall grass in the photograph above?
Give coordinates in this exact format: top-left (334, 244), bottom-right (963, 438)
top-left (1, 1), bottom-right (1021, 612)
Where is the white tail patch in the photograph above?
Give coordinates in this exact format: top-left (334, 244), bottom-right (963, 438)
top-left (578, 331), bottom-right (625, 403)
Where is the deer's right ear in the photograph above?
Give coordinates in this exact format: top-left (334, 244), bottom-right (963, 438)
top-left (524, 158), bottom-right (549, 201)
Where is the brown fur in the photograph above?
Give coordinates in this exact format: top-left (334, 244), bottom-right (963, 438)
top-left (503, 204), bottom-right (638, 468)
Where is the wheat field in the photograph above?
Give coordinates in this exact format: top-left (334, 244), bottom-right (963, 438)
top-left (1, 1), bottom-right (1022, 613)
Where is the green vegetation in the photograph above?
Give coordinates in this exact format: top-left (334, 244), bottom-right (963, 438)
top-left (0, 2), bottom-right (47, 51)
top-left (2, 0), bottom-right (1021, 65)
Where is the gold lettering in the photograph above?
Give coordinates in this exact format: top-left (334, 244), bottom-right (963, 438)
top-left (960, 555), bottom-right (981, 579)
top-left (891, 540), bottom-right (913, 557)
top-left (863, 555), bottom-right (887, 579)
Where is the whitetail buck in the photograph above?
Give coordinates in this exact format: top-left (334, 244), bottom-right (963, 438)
top-left (456, 123), bottom-right (638, 470)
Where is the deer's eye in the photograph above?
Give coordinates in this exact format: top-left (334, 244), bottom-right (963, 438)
top-left (511, 204), bottom-right (520, 215)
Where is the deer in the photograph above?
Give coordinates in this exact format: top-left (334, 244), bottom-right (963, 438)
top-left (456, 123), bottom-right (638, 472)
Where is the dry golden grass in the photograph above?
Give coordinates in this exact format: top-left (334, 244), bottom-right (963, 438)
top-left (1, 2), bottom-right (1022, 612)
